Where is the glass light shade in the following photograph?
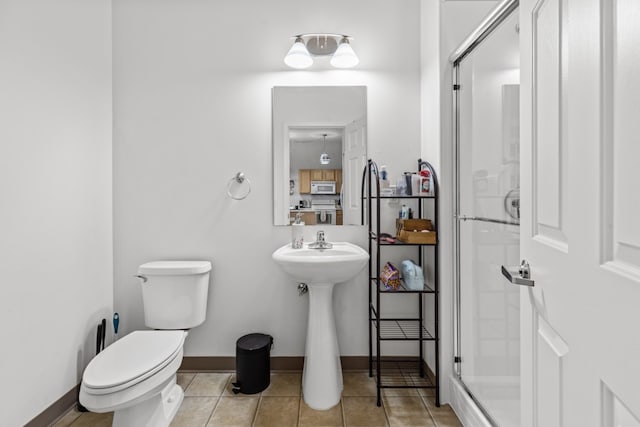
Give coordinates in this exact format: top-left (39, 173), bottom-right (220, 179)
top-left (284, 39), bottom-right (313, 69)
top-left (330, 39), bottom-right (359, 68)
top-left (320, 153), bottom-right (331, 165)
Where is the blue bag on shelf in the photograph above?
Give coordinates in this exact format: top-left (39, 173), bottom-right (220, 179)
top-left (400, 260), bottom-right (424, 291)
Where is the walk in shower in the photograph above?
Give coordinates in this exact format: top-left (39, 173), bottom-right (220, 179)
top-left (452, 1), bottom-right (520, 425)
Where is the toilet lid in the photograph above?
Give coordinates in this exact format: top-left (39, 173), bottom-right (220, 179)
top-left (83, 330), bottom-right (186, 390)
top-left (138, 260), bottom-right (211, 275)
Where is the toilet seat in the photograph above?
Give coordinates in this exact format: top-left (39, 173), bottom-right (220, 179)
top-left (83, 330), bottom-right (186, 394)
top-left (80, 330), bottom-right (187, 413)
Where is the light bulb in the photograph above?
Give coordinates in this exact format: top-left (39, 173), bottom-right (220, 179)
top-left (320, 153), bottom-right (331, 165)
top-left (330, 37), bottom-right (359, 68)
top-left (284, 37), bottom-right (313, 69)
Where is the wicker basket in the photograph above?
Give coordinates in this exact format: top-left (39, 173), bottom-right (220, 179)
top-left (396, 219), bottom-right (436, 244)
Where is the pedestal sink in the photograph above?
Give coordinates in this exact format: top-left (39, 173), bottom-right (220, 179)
top-left (272, 241), bottom-right (368, 410)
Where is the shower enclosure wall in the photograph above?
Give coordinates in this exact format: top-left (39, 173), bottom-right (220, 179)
top-left (452, 1), bottom-right (521, 425)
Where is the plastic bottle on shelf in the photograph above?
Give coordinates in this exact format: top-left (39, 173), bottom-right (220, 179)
top-left (419, 168), bottom-right (431, 195)
top-left (380, 165), bottom-right (389, 188)
top-left (396, 177), bottom-right (407, 196)
top-left (400, 204), bottom-right (409, 219)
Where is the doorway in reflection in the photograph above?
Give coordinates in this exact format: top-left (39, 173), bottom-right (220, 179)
top-left (289, 127), bottom-right (343, 225)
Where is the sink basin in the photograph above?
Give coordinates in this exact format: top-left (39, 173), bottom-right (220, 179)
top-left (272, 242), bottom-right (369, 284)
top-left (272, 241), bottom-right (369, 410)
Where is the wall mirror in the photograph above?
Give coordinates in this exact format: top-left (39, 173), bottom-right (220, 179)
top-left (272, 86), bottom-right (367, 226)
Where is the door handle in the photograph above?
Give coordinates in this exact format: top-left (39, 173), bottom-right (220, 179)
top-left (501, 260), bottom-right (535, 287)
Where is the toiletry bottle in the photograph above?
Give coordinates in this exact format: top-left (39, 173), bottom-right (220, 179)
top-left (404, 173), bottom-right (413, 195)
top-left (401, 204), bottom-right (408, 219)
top-left (419, 168), bottom-right (431, 195)
top-left (292, 213), bottom-right (304, 249)
top-left (411, 173), bottom-right (421, 195)
top-left (396, 177), bottom-right (407, 196)
top-left (380, 165), bottom-right (389, 188)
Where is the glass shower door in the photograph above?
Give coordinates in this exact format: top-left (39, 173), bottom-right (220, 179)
top-left (455, 8), bottom-right (521, 427)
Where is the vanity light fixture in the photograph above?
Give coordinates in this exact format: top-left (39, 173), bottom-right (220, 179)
top-left (284, 34), bottom-right (359, 69)
top-left (319, 134), bottom-right (331, 165)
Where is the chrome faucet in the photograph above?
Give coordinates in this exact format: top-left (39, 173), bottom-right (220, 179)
top-left (309, 230), bottom-right (333, 249)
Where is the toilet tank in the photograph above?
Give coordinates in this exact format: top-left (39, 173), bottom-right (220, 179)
top-left (137, 261), bottom-right (212, 329)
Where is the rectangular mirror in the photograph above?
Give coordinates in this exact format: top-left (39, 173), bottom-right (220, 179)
top-left (272, 86), bottom-right (367, 226)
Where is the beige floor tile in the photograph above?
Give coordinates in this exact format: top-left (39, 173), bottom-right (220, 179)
top-left (382, 376), bottom-right (424, 397)
top-left (342, 372), bottom-right (377, 397)
top-left (170, 396), bottom-right (217, 427)
top-left (68, 411), bottom-right (113, 427)
top-left (417, 388), bottom-right (436, 397)
top-left (382, 387), bottom-right (420, 397)
top-left (221, 375), bottom-right (263, 397)
top-left (383, 396), bottom-right (435, 427)
top-left (298, 397), bottom-right (343, 427)
top-left (343, 396), bottom-right (388, 426)
top-left (253, 396), bottom-right (300, 427)
top-left (53, 407), bottom-right (83, 427)
top-left (184, 373), bottom-right (231, 397)
top-left (177, 372), bottom-right (196, 390)
top-left (222, 375), bottom-right (240, 396)
top-left (261, 372), bottom-right (302, 397)
top-left (422, 396), bottom-right (462, 427)
top-left (206, 396), bottom-right (258, 426)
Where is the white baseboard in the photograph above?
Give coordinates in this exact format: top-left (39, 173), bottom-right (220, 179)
top-left (448, 375), bottom-right (493, 427)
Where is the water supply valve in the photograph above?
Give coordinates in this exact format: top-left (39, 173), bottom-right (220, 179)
top-left (298, 283), bottom-right (308, 296)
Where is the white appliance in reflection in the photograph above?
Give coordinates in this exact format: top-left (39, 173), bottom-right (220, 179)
top-left (310, 181), bottom-right (336, 194)
top-left (312, 200), bottom-right (336, 225)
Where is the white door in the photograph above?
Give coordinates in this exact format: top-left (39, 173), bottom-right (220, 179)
top-left (519, 0), bottom-right (640, 425)
top-left (342, 117), bottom-right (366, 225)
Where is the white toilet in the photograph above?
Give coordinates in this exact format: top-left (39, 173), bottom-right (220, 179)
top-left (80, 260), bottom-right (212, 427)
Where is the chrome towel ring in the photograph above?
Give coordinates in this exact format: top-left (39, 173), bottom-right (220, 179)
top-left (227, 172), bottom-right (251, 200)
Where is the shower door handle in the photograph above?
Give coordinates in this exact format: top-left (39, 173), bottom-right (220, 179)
top-left (501, 260), bottom-right (535, 287)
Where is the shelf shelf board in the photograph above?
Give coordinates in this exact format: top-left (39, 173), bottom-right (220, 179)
top-left (373, 319), bottom-right (435, 341)
top-left (370, 236), bottom-right (437, 247)
top-left (364, 195), bottom-right (436, 200)
top-left (371, 278), bottom-right (435, 294)
top-left (373, 359), bottom-right (436, 389)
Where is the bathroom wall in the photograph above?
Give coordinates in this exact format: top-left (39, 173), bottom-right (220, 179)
top-left (113, 0), bottom-right (421, 360)
top-left (0, 1), bottom-right (113, 425)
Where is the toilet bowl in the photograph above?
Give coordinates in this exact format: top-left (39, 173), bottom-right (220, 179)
top-left (80, 330), bottom-right (186, 426)
top-left (80, 261), bottom-right (211, 427)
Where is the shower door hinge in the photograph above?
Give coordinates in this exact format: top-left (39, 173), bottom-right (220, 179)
top-left (454, 356), bottom-right (462, 363)
top-left (453, 84), bottom-right (461, 91)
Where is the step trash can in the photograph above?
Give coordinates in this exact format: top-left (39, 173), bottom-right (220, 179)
top-left (232, 333), bottom-right (273, 394)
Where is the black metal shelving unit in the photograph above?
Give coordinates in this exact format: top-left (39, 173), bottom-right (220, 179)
top-left (362, 159), bottom-right (440, 407)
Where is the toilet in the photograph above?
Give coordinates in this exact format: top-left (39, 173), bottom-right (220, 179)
top-left (80, 260), bottom-right (212, 427)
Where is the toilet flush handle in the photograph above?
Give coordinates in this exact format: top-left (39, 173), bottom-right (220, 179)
top-left (134, 274), bottom-right (148, 283)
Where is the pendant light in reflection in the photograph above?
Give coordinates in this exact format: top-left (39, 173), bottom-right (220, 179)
top-left (319, 134), bottom-right (331, 165)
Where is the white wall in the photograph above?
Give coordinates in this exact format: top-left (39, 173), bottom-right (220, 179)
top-left (0, 1), bottom-right (113, 425)
top-left (291, 140), bottom-right (343, 172)
top-left (113, 0), bottom-right (422, 359)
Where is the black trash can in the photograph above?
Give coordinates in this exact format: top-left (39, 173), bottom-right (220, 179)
top-left (232, 333), bottom-right (273, 394)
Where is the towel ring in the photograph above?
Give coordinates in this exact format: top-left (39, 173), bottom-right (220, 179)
top-left (227, 172), bottom-right (251, 200)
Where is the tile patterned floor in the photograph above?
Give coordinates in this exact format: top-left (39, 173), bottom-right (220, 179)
top-left (54, 371), bottom-right (462, 427)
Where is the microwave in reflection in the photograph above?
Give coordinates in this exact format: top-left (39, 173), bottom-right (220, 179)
top-left (310, 181), bottom-right (336, 194)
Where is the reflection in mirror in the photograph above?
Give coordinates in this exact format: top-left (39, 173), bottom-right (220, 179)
top-left (272, 86), bottom-right (367, 226)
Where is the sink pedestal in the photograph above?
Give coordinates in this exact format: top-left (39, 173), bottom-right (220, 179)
top-left (271, 242), bottom-right (369, 411)
top-left (302, 282), bottom-right (342, 410)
